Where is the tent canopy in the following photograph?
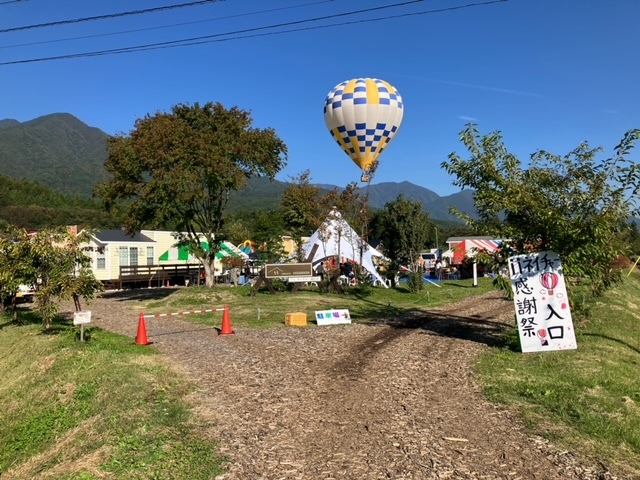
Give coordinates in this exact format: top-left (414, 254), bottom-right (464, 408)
top-left (159, 241), bottom-right (248, 262)
top-left (451, 239), bottom-right (502, 264)
top-left (301, 209), bottom-right (387, 287)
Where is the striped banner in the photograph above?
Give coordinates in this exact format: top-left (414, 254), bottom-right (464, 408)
top-left (142, 307), bottom-right (225, 319)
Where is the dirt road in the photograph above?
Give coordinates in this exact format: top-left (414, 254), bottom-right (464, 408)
top-left (71, 290), bottom-right (621, 480)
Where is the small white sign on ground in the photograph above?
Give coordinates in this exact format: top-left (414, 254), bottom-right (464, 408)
top-left (508, 251), bottom-right (577, 353)
top-left (73, 311), bottom-right (92, 325)
top-left (315, 309), bottom-right (351, 326)
top-left (287, 276), bottom-right (321, 283)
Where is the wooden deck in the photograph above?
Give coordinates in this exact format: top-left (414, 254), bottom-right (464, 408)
top-left (115, 264), bottom-right (203, 289)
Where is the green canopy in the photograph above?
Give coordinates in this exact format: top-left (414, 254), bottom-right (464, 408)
top-left (158, 241), bottom-right (247, 262)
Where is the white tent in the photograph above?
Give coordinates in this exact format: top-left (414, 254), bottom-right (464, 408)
top-left (301, 209), bottom-right (388, 288)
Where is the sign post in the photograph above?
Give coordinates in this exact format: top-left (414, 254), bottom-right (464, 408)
top-left (73, 311), bottom-right (92, 342)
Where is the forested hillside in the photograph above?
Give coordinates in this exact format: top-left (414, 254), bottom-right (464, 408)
top-left (0, 113), bottom-right (108, 197)
top-left (0, 174), bottom-right (119, 229)
top-left (0, 112), bottom-right (474, 227)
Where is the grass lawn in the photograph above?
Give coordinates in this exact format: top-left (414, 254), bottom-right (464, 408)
top-left (476, 271), bottom-right (640, 477)
top-left (0, 311), bottom-right (224, 480)
top-left (139, 276), bottom-right (496, 328)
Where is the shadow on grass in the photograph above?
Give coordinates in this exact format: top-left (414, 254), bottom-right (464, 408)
top-left (356, 294), bottom-right (517, 350)
top-left (582, 333), bottom-right (640, 355)
top-left (101, 287), bottom-right (177, 303)
top-left (0, 308), bottom-right (42, 329)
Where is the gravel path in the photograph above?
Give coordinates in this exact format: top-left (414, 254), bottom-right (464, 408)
top-left (62, 289), bottom-right (624, 480)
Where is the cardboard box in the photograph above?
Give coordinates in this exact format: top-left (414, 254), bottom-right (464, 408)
top-left (285, 312), bottom-right (307, 326)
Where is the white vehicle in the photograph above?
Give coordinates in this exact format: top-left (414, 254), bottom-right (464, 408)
top-left (15, 284), bottom-right (36, 303)
top-left (419, 249), bottom-right (442, 269)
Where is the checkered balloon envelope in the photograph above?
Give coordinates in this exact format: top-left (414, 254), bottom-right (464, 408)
top-left (324, 78), bottom-right (404, 182)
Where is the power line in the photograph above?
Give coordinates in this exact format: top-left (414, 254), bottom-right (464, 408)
top-left (0, 0), bottom-right (219, 34)
top-left (75, 0), bottom-right (426, 55)
top-left (117, 0), bottom-right (508, 54)
top-left (0, 0), bottom-right (425, 57)
top-left (0, 0), bottom-right (335, 50)
top-left (0, 0), bottom-right (28, 4)
top-left (0, 0), bottom-right (508, 66)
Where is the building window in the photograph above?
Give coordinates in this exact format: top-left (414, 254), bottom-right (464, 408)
top-left (147, 246), bottom-right (154, 266)
top-left (97, 249), bottom-right (106, 269)
top-left (129, 247), bottom-right (139, 266)
top-left (119, 246), bottom-right (129, 267)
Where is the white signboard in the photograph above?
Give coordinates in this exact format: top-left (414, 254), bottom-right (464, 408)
top-left (73, 311), bottom-right (92, 325)
top-left (315, 309), bottom-right (351, 326)
top-left (508, 251), bottom-right (577, 353)
top-left (287, 276), bottom-right (321, 283)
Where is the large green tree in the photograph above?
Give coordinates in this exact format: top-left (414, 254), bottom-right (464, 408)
top-left (378, 195), bottom-right (431, 291)
top-left (442, 125), bottom-right (640, 296)
top-left (96, 102), bottom-right (288, 287)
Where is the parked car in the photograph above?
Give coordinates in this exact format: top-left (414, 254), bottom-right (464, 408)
top-left (15, 284), bottom-right (36, 303)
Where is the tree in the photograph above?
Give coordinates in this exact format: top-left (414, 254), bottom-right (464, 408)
top-left (280, 170), bottom-right (324, 259)
top-left (378, 195), bottom-right (431, 291)
top-left (0, 228), bottom-right (35, 321)
top-left (27, 228), bottom-right (102, 329)
top-left (0, 226), bottom-right (102, 328)
top-left (95, 102), bottom-right (288, 287)
top-left (246, 210), bottom-right (286, 263)
top-left (281, 173), bottom-right (372, 280)
top-left (442, 124), bottom-right (640, 296)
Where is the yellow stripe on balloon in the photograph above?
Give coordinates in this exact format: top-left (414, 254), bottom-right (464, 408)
top-left (366, 78), bottom-right (379, 105)
top-left (380, 79), bottom-right (395, 95)
top-left (342, 79), bottom-right (357, 95)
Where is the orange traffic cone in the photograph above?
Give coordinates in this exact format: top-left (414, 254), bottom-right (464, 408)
top-left (135, 312), bottom-right (151, 345)
top-left (219, 305), bottom-right (234, 335)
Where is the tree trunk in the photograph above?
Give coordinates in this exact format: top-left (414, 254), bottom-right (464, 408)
top-left (73, 293), bottom-right (82, 312)
top-left (11, 296), bottom-right (18, 323)
top-left (203, 260), bottom-right (216, 287)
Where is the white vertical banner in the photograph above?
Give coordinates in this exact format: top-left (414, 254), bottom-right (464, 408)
top-left (508, 251), bottom-right (577, 353)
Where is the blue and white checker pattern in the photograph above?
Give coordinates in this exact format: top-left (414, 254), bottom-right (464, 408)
top-left (324, 78), bottom-right (404, 175)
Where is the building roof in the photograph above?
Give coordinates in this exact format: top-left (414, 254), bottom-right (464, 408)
top-left (93, 230), bottom-right (155, 243)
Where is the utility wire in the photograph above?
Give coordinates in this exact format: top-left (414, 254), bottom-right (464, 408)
top-left (0, 0), bottom-right (27, 4)
top-left (0, 0), bottom-right (426, 60)
top-left (0, 0), bottom-right (219, 34)
top-left (0, 0), bottom-right (335, 50)
top-left (111, 0), bottom-right (507, 55)
top-left (0, 0), bottom-right (508, 66)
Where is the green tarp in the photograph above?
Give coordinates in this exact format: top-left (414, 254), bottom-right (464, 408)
top-left (158, 241), bottom-right (247, 262)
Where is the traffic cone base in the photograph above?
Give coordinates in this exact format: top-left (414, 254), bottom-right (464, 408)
top-left (219, 305), bottom-right (234, 335)
top-left (136, 312), bottom-right (151, 345)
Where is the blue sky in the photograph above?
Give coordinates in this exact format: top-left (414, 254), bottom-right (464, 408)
top-left (1, 0), bottom-right (639, 196)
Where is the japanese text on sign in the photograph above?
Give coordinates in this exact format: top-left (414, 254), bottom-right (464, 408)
top-left (509, 251), bottom-right (577, 353)
top-left (315, 309), bottom-right (351, 326)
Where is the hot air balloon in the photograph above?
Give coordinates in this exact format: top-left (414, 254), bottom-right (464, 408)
top-left (540, 271), bottom-right (559, 295)
top-left (324, 78), bottom-right (404, 182)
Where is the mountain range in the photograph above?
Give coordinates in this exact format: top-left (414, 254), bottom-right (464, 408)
top-left (0, 113), bottom-right (475, 222)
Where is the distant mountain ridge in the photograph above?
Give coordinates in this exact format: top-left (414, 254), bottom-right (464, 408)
top-left (0, 113), bottom-right (476, 221)
top-left (0, 113), bottom-right (109, 197)
top-left (231, 177), bottom-right (476, 221)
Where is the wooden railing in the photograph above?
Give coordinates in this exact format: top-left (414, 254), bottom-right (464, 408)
top-left (117, 264), bottom-right (202, 289)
